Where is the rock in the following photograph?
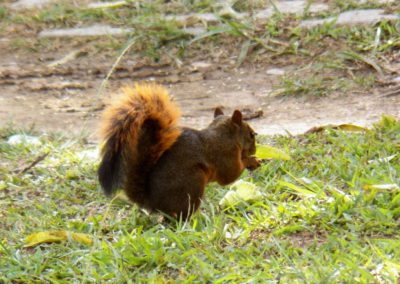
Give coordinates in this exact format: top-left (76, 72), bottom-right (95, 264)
top-left (182, 27), bottom-right (206, 36)
top-left (190, 61), bottom-right (213, 72)
top-left (76, 148), bottom-right (99, 162)
top-left (255, 1), bottom-right (329, 20)
top-left (165, 1), bottom-right (330, 27)
top-left (355, 0), bottom-right (395, 3)
top-left (8, 134), bottom-right (41, 146)
top-left (11, 0), bottom-right (53, 10)
top-left (300, 9), bottom-right (399, 28)
top-left (266, 68), bottom-right (285, 76)
top-left (165, 13), bottom-right (218, 25)
top-left (39, 25), bottom-right (133, 38)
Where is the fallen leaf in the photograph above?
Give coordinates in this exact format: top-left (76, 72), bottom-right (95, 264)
top-left (363, 184), bottom-right (400, 191)
top-left (368, 154), bottom-right (397, 164)
top-left (255, 144), bottom-right (291, 160)
top-left (219, 191), bottom-right (241, 208)
top-left (336, 124), bottom-right (369, 132)
top-left (88, 1), bottom-right (127, 9)
top-left (306, 124), bottom-right (368, 134)
top-left (234, 180), bottom-right (263, 201)
top-left (25, 231), bottom-right (93, 247)
top-left (219, 180), bottom-right (263, 208)
top-left (47, 50), bottom-right (87, 67)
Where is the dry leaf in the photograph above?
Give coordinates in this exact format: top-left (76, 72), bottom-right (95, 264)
top-left (47, 50), bottom-right (87, 67)
top-left (25, 230), bottom-right (93, 247)
top-left (306, 124), bottom-right (368, 134)
top-left (336, 124), bottom-right (369, 132)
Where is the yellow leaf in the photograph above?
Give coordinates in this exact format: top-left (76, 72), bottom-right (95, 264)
top-left (336, 124), bottom-right (368, 132)
top-left (24, 231), bottom-right (93, 247)
top-left (255, 144), bottom-right (291, 160)
top-left (70, 232), bottom-right (93, 246)
top-left (306, 124), bottom-right (368, 134)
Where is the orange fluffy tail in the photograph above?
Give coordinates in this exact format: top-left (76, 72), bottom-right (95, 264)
top-left (98, 83), bottom-right (181, 206)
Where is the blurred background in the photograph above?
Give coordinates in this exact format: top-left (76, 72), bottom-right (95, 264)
top-left (1, 0), bottom-right (399, 138)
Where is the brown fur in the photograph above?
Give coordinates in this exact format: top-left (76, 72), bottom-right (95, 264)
top-left (98, 83), bottom-right (260, 219)
top-left (100, 84), bottom-right (181, 156)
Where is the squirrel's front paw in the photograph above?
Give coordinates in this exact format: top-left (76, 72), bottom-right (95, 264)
top-left (244, 157), bottom-right (261, 171)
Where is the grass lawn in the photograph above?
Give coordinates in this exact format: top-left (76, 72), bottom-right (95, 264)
top-left (0, 116), bottom-right (399, 283)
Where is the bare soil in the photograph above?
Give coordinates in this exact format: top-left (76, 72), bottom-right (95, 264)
top-left (1, 30), bottom-right (399, 141)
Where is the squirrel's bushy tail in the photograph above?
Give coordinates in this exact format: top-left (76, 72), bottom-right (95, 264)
top-left (98, 83), bottom-right (181, 206)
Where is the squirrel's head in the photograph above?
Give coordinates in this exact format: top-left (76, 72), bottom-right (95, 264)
top-left (211, 107), bottom-right (257, 157)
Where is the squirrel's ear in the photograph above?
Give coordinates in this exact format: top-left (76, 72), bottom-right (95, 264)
top-left (214, 107), bottom-right (224, 118)
top-left (231, 110), bottom-right (242, 126)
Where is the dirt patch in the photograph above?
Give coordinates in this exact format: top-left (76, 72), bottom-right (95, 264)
top-left (1, 52), bottom-right (399, 140)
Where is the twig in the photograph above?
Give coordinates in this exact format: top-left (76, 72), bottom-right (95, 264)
top-left (381, 86), bottom-right (400, 98)
top-left (268, 37), bottom-right (290, 47)
top-left (16, 152), bottom-right (49, 174)
top-left (340, 50), bottom-right (384, 78)
top-left (97, 36), bottom-right (141, 97)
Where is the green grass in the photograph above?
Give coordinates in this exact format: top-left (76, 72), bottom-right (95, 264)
top-left (1, 116), bottom-right (399, 283)
top-left (273, 18), bottom-right (399, 96)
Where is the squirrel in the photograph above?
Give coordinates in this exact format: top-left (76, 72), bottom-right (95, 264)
top-left (98, 83), bottom-right (260, 219)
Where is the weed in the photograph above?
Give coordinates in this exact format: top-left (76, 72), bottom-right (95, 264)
top-left (0, 7), bottom-right (7, 20)
top-left (3, 0), bottom-right (399, 67)
top-left (333, 0), bottom-right (383, 12)
top-left (9, 38), bottom-right (37, 52)
top-left (279, 72), bottom-right (350, 97)
top-left (353, 73), bottom-right (377, 89)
